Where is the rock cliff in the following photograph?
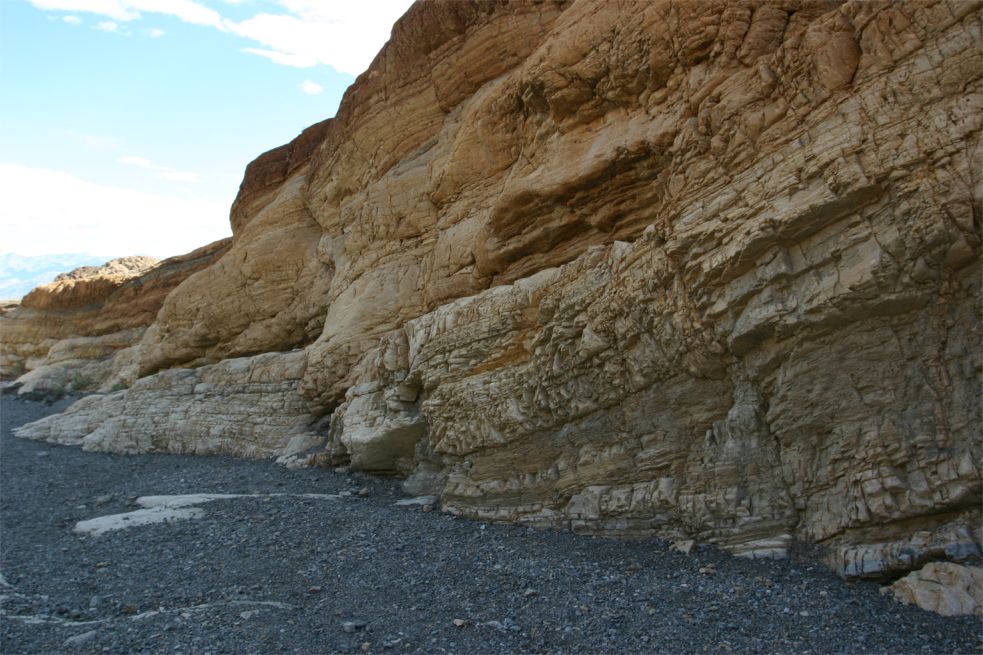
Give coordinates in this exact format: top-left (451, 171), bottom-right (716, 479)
top-left (6, 0), bottom-right (981, 598)
top-left (1, 242), bottom-right (229, 393)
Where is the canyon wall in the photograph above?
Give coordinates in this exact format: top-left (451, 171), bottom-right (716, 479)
top-left (7, 0), bottom-right (981, 586)
top-left (1, 242), bottom-right (229, 393)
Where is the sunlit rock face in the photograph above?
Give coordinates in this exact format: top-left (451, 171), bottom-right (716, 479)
top-left (0, 244), bottom-right (229, 393)
top-left (15, 350), bottom-right (322, 460)
top-left (13, 0), bottom-right (982, 583)
top-left (884, 563), bottom-right (983, 616)
top-left (133, 121), bottom-right (336, 378)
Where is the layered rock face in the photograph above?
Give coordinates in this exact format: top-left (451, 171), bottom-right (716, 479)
top-left (17, 350), bottom-right (321, 461)
top-left (11, 0), bottom-right (982, 591)
top-left (1, 244), bottom-right (228, 393)
top-left (134, 120), bottom-right (335, 377)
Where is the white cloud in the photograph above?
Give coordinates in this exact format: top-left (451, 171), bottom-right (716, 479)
top-left (119, 155), bottom-right (152, 167)
top-left (96, 20), bottom-right (118, 31)
top-left (29, 0), bottom-right (137, 21)
top-left (62, 14), bottom-right (82, 24)
top-left (155, 170), bottom-right (199, 183)
top-left (241, 46), bottom-right (315, 68)
top-left (135, 0), bottom-right (223, 27)
top-left (227, 1), bottom-right (414, 75)
top-left (300, 80), bottom-right (323, 96)
top-left (148, 27), bottom-right (165, 37)
top-left (27, 0), bottom-right (415, 77)
top-left (70, 132), bottom-right (115, 149)
top-left (26, 0), bottom-right (223, 28)
top-left (118, 155), bottom-right (197, 183)
top-left (0, 164), bottom-right (229, 258)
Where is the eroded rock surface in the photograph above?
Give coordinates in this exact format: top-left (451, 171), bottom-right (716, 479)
top-left (884, 562), bottom-right (983, 616)
top-left (11, 0), bottom-right (982, 592)
top-left (0, 244), bottom-right (228, 393)
top-left (15, 350), bottom-right (322, 459)
top-left (134, 122), bottom-right (335, 377)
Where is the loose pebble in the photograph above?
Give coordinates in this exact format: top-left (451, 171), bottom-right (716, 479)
top-left (2, 396), bottom-right (979, 655)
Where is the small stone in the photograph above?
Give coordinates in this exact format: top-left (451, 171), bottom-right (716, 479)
top-left (240, 610), bottom-right (261, 619)
top-left (335, 466), bottom-right (350, 474)
top-left (395, 496), bottom-right (438, 508)
top-left (358, 487), bottom-right (370, 497)
top-left (121, 604), bottom-right (138, 615)
top-left (672, 540), bottom-right (695, 555)
top-left (64, 630), bottom-right (99, 647)
top-left (342, 622), bottom-right (357, 633)
top-left (360, 642), bottom-right (371, 652)
top-left (95, 562), bottom-right (109, 569)
top-left (308, 586), bottom-right (323, 594)
top-left (452, 618), bottom-right (466, 627)
top-left (699, 565), bottom-right (716, 575)
top-left (523, 589), bottom-right (538, 598)
top-left (819, 590), bottom-right (828, 597)
top-left (627, 563), bottom-right (643, 572)
top-left (422, 505), bottom-right (432, 512)
top-left (799, 611), bottom-right (811, 617)
top-left (93, 494), bottom-right (114, 506)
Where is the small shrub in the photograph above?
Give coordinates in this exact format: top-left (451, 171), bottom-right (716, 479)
top-left (49, 382), bottom-right (65, 401)
top-left (109, 382), bottom-right (129, 392)
top-left (69, 372), bottom-right (93, 391)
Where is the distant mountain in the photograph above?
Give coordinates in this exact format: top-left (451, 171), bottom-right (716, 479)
top-left (0, 253), bottom-right (113, 301)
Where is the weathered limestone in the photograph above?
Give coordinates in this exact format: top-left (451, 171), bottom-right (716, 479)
top-left (134, 123), bottom-right (335, 376)
top-left (884, 562), bottom-right (983, 616)
top-left (10, 0), bottom-right (982, 599)
top-left (329, 223), bottom-right (980, 571)
top-left (0, 244), bottom-right (229, 392)
top-left (14, 350), bottom-right (322, 459)
top-left (316, 0), bottom-right (983, 575)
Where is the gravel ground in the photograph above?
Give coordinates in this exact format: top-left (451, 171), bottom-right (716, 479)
top-left (1, 395), bottom-right (980, 655)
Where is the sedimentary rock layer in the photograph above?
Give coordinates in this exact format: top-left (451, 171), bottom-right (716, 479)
top-left (0, 243), bottom-right (229, 392)
top-left (15, 350), bottom-right (322, 460)
top-left (12, 0), bottom-right (982, 587)
top-left (885, 562), bottom-right (983, 616)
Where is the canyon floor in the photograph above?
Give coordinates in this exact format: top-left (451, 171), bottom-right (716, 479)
top-left (1, 396), bottom-right (979, 655)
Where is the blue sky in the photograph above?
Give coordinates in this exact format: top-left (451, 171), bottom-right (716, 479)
top-left (0, 0), bottom-right (412, 259)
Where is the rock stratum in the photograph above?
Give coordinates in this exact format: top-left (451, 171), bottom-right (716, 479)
top-left (3, 0), bottom-right (981, 611)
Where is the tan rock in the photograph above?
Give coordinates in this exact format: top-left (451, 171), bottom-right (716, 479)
top-left (14, 350), bottom-right (322, 458)
top-left (134, 128), bottom-right (334, 376)
top-left (12, 0), bottom-right (982, 581)
top-left (0, 242), bottom-right (229, 391)
top-left (884, 563), bottom-right (983, 616)
top-left (308, 0), bottom-right (981, 569)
